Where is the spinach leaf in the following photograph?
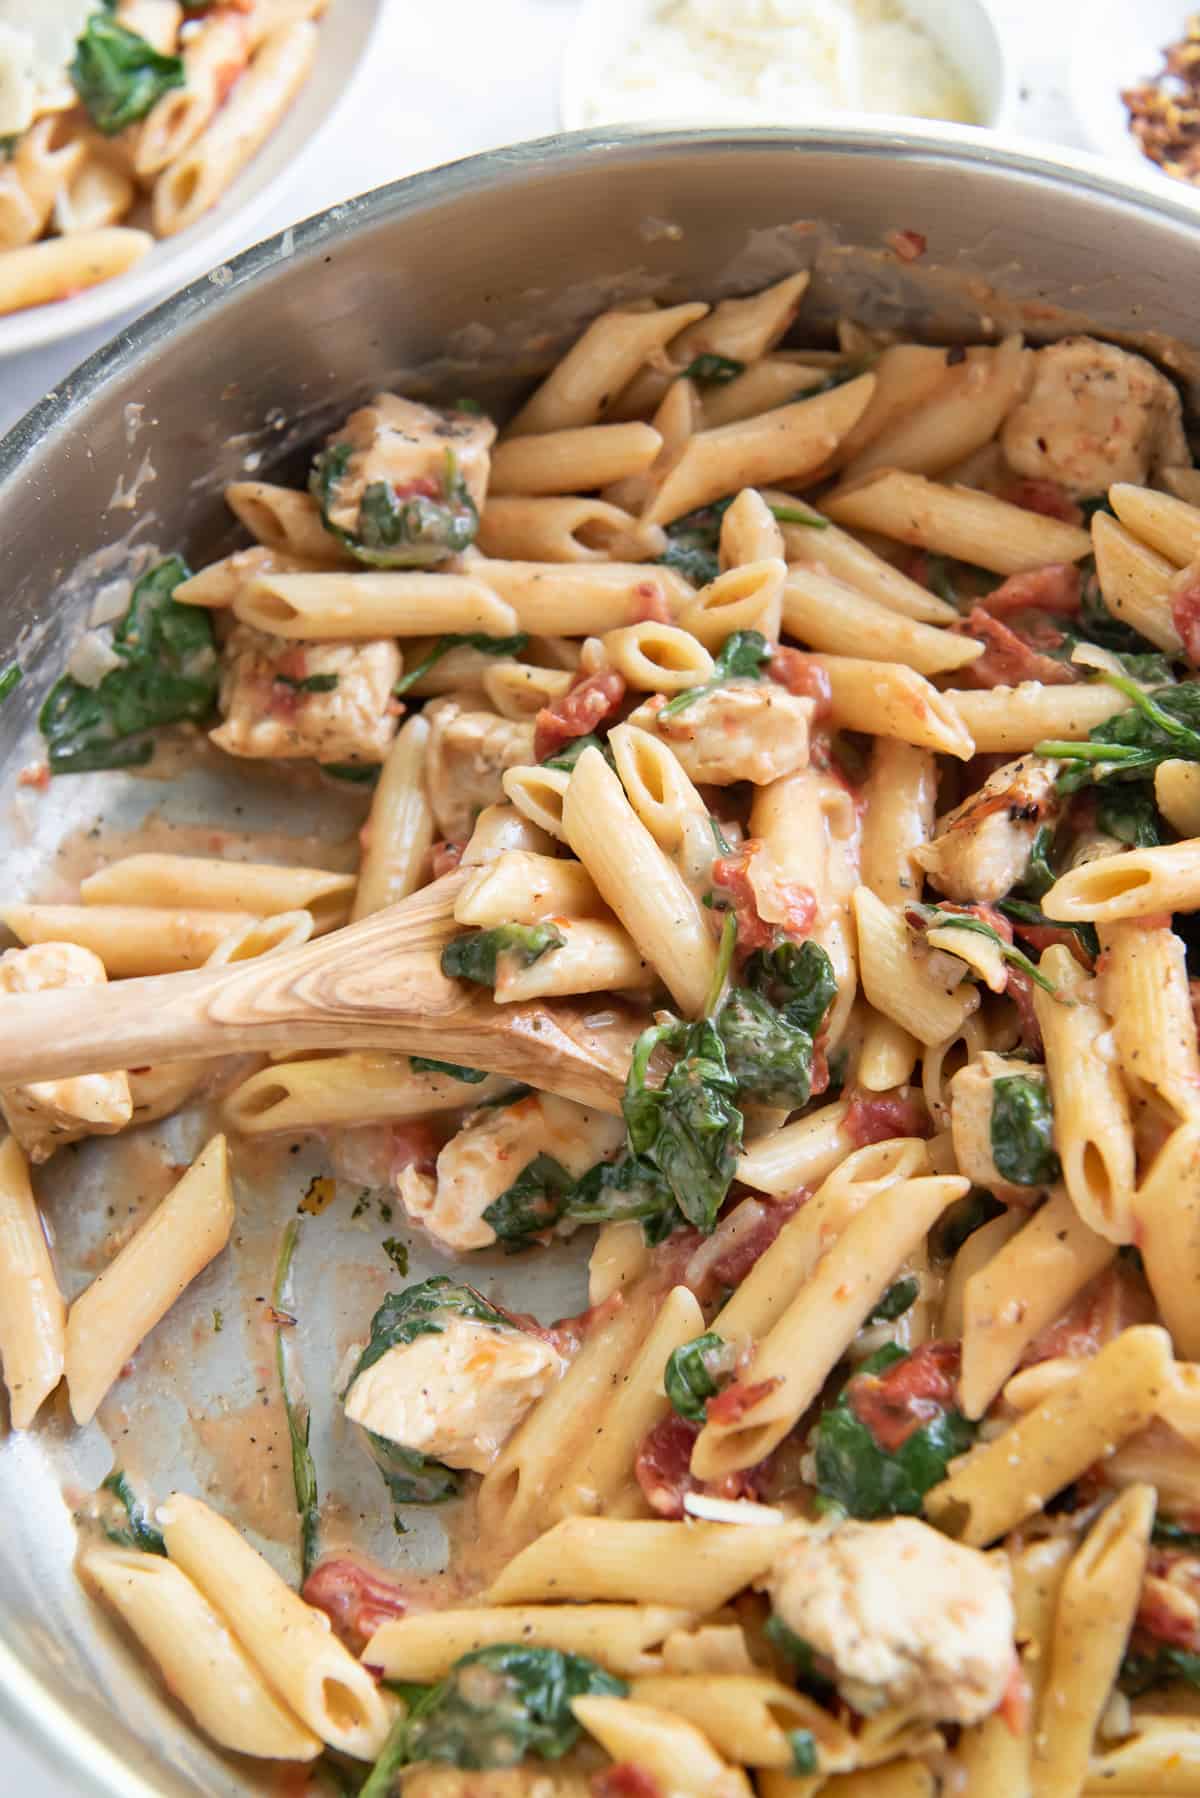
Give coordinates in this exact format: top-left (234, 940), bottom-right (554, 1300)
top-left (1121, 1645), bottom-right (1200, 1696)
top-left (789, 1731), bottom-right (819, 1775)
top-left (906, 904), bottom-right (1060, 997)
top-left (865, 1276), bottom-right (920, 1326)
top-left (655, 499), bottom-right (734, 587)
top-left (539, 732), bottom-right (615, 774)
top-left (101, 1471), bottom-right (166, 1556)
top-left (812, 1345), bottom-right (976, 1518)
top-left (991, 1076), bottom-right (1060, 1187)
top-left (1096, 781), bottom-right (1162, 847)
top-left (401, 1645), bottom-right (626, 1769)
top-left (623, 1015), bottom-right (743, 1234)
top-left (664, 1332), bottom-right (731, 1422)
top-left (935, 1189), bottom-right (1005, 1261)
top-left (1079, 495), bottom-right (1117, 525)
top-left (441, 922), bottom-right (565, 987)
top-left (1039, 673), bottom-right (1200, 791)
top-left (409, 1057), bottom-right (488, 1083)
top-left (39, 558), bottom-right (217, 775)
top-left (365, 1431), bottom-right (461, 1506)
top-left (273, 1220), bottom-right (319, 1579)
top-left (742, 939), bottom-right (837, 1036)
top-left (1154, 1517), bottom-right (1200, 1552)
top-left (393, 632), bottom-right (529, 695)
top-left (660, 629), bottom-right (771, 719)
top-left (310, 444), bottom-right (480, 568)
top-left (484, 1153), bottom-right (575, 1245)
top-left (71, 16), bottom-right (184, 133)
top-left (998, 898), bottom-right (1100, 962)
top-left (681, 353), bottom-right (744, 385)
top-left (323, 762), bottom-right (379, 785)
top-left (717, 985), bottom-right (819, 1108)
top-left (351, 1277), bottom-right (512, 1382)
top-left (274, 671), bottom-right (338, 694)
top-left (0, 663), bottom-right (21, 703)
top-left (768, 503), bottom-right (829, 531)
top-left (1018, 824), bottom-right (1058, 900)
top-left (560, 1153), bottom-right (680, 1241)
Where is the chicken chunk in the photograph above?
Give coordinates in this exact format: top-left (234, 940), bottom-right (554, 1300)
top-left (914, 754), bottom-right (1060, 903)
top-left (397, 1092), bottom-right (625, 1253)
top-left (627, 682), bottom-right (813, 786)
top-left (424, 700), bottom-right (536, 842)
top-left (210, 625), bottom-right (400, 765)
top-left (768, 1517), bottom-right (1014, 1725)
top-left (343, 1313), bottom-right (564, 1474)
top-left (1001, 337), bottom-right (1190, 498)
top-left (0, 943), bottom-right (131, 1161)
top-left (950, 1050), bottom-right (1055, 1198)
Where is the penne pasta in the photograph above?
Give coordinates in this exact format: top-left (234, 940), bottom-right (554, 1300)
top-left (0, 1136), bottom-right (65, 1429)
top-left (823, 470), bottom-right (1092, 574)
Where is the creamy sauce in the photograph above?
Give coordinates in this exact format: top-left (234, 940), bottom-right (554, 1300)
top-left (578, 0), bottom-right (978, 129)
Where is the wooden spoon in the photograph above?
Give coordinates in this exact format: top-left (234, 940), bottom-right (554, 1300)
top-left (0, 871), bottom-right (641, 1113)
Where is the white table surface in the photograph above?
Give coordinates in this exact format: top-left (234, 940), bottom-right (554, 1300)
top-left (0, 0), bottom-right (1100, 1788)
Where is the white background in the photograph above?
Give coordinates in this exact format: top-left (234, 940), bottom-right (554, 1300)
top-left (0, 0), bottom-right (1100, 1788)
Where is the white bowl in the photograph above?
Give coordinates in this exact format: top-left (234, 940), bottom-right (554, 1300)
top-left (561, 0), bottom-right (1013, 133)
top-left (1069, 0), bottom-right (1200, 189)
top-left (0, 0), bottom-right (385, 358)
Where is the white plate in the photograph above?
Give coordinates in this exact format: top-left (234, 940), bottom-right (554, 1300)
top-left (560, 0), bottom-right (1013, 133)
top-left (0, 0), bottom-right (385, 358)
top-left (1069, 0), bottom-right (1200, 190)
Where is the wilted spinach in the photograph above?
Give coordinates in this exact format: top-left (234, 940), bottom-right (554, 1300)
top-left (1096, 781), bottom-right (1163, 847)
top-left (101, 1471), bottom-right (166, 1556)
top-left (409, 1057), bottom-right (488, 1082)
top-left (991, 1076), bottom-right (1060, 1188)
top-left (623, 1014), bottom-right (743, 1234)
top-left (441, 922), bottom-right (565, 987)
top-left (273, 1220), bottom-right (319, 1578)
top-left (664, 1332), bottom-right (733, 1422)
top-left (812, 1344), bottom-right (976, 1518)
top-left (350, 1277), bottom-right (512, 1383)
top-left (660, 629), bottom-right (771, 718)
top-left (1039, 672), bottom-right (1200, 791)
top-left (865, 1276), bottom-right (920, 1326)
top-left (393, 632), bottom-right (529, 695)
top-left (681, 353), bottom-right (745, 385)
top-left (484, 1153), bottom-right (575, 1246)
top-left (71, 16), bottom-right (184, 134)
top-left (716, 985), bottom-right (821, 1108)
top-left (311, 443), bottom-right (479, 567)
top-left (743, 939), bottom-right (837, 1036)
top-left (364, 1431), bottom-right (461, 1506)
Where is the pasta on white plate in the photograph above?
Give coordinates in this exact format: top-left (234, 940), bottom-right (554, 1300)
top-left (0, 0), bottom-right (329, 318)
top-left (8, 281), bottom-right (1200, 1796)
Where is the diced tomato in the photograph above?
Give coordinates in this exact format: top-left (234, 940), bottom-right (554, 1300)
top-left (545, 1290), bottom-right (625, 1356)
top-left (17, 761), bottom-right (49, 789)
top-left (685, 1195), bottom-right (804, 1297)
top-left (392, 476), bottom-right (442, 502)
top-left (636, 1412), bottom-right (701, 1518)
top-left (885, 228), bottom-right (927, 262)
top-left (593, 1766), bottom-right (665, 1798)
top-left (712, 841), bottom-right (817, 954)
top-left (533, 670), bottom-right (626, 762)
top-left (302, 1557), bottom-right (409, 1652)
top-left (1172, 578), bottom-right (1200, 666)
top-left (767, 647), bottom-right (833, 718)
top-left (430, 839), bottom-right (464, 879)
top-left (977, 564), bottom-right (1083, 620)
top-left (844, 1088), bottom-right (930, 1146)
top-left (1136, 1562), bottom-right (1200, 1651)
top-left (957, 608), bottom-right (1079, 690)
top-left (388, 1121), bottom-right (439, 1179)
top-left (631, 579), bottom-right (672, 624)
top-left (1021, 1262), bottom-right (1156, 1368)
top-left (847, 1340), bottom-right (960, 1454)
top-left (1004, 482), bottom-right (1085, 528)
top-left (1007, 918), bottom-right (1095, 970)
top-left (706, 1376), bottom-right (781, 1425)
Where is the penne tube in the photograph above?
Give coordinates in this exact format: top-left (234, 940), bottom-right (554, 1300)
top-left (857, 1012), bottom-right (920, 1090)
top-left (853, 885), bottom-right (981, 1045)
top-left (556, 1285), bottom-right (705, 1518)
top-left (782, 568), bottom-right (983, 674)
top-left (223, 482), bottom-right (343, 563)
top-left (719, 488), bottom-right (785, 568)
top-left (65, 1135), bottom-right (233, 1425)
top-left (80, 854), bottom-right (353, 929)
top-left (462, 802), bottom-right (557, 865)
top-left (502, 764), bottom-right (571, 842)
top-left (602, 622), bottom-right (715, 692)
top-left (629, 1673), bottom-right (857, 1771)
top-left (823, 470), bottom-right (1092, 574)
top-left (363, 1604), bottom-right (694, 1682)
top-left (1097, 921), bottom-right (1200, 1124)
top-left (613, 272), bottom-right (812, 420)
top-left (1035, 943), bottom-right (1136, 1242)
top-left (175, 545), bottom-right (338, 607)
top-left (1044, 842), bottom-right (1200, 923)
top-left (1032, 1485), bottom-right (1154, 1798)
top-left (605, 374), bottom-right (702, 514)
top-left (0, 229), bottom-right (152, 317)
top-left (1085, 1711), bottom-right (1200, 1792)
top-left (153, 23), bottom-right (319, 237)
top-left (641, 375), bottom-right (876, 527)
top-left (763, 491), bottom-right (957, 626)
top-left (469, 557), bottom-right (691, 634)
top-left (115, 0), bottom-right (183, 52)
top-left (691, 1173), bottom-right (966, 1478)
top-left (1110, 482), bottom-right (1200, 567)
top-left (572, 1697), bottom-right (754, 1798)
top-left (840, 336), bottom-right (1030, 482)
top-left (939, 1209), bottom-right (1025, 1341)
top-left (158, 1492), bottom-right (392, 1759)
top-left (478, 494), bottom-right (665, 563)
top-left (735, 1095), bottom-right (856, 1196)
top-left (1135, 1122), bottom-right (1200, 1360)
top-left (702, 358), bottom-right (829, 428)
top-left (234, 569), bottom-right (518, 639)
top-left (678, 559), bottom-right (786, 648)
top-left (482, 661), bottom-right (574, 718)
top-left (0, 904), bottom-right (257, 977)
top-left (564, 746), bottom-right (717, 1016)
top-left (507, 302), bottom-right (708, 436)
top-left (0, 171), bottom-right (39, 251)
top-left (941, 680), bottom-right (1131, 753)
top-left (827, 342), bottom-right (961, 471)
top-left (488, 423), bottom-right (663, 495)
top-left (352, 714), bottom-right (434, 919)
top-left (82, 1548), bottom-right (320, 1762)
top-left (1157, 759), bottom-right (1200, 839)
top-left (454, 851), bottom-right (601, 927)
top-left (924, 1325), bottom-right (1173, 1547)
top-left (131, 8), bottom-right (250, 176)
top-left (816, 656), bottom-right (975, 758)
top-left (959, 1188), bottom-right (1117, 1418)
top-left (223, 1052), bottom-right (509, 1134)
top-left (54, 156), bottom-right (136, 236)
top-left (493, 916), bottom-right (652, 1002)
top-left (0, 1136), bottom-right (65, 1429)
top-left (1092, 512), bottom-right (1181, 653)
top-left (859, 739), bottom-right (938, 906)
top-left (608, 723), bottom-right (708, 853)
top-left (484, 1518), bottom-right (801, 1612)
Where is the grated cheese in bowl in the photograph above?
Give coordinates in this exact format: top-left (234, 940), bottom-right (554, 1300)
top-left (574, 0), bottom-right (980, 130)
